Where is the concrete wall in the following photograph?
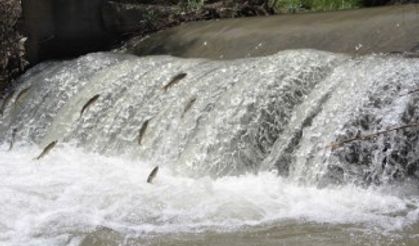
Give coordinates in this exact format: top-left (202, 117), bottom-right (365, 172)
top-left (22, 0), bottom-right (115, 64)
top-left (20, 2), bottom-right (419, 64)
top-left (129, 5), bottom-right (419, 59)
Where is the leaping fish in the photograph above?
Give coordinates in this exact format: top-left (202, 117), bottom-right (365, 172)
top-left (33, 140), bottom-right (57, 160)
top-left (8, 128), bottom-right (17, 151)
top-left (181, 97), bottom-right (196, 118)
top-left (80, 94), bottom-right (100, 117)
top-left (147, 166), bottom-right (159, 183)
top-left (14, 87), bottom-right (31, 106)
top-left (161, 73), bottom-right (187, 92)
top-left (137, 119), bottom-right (149, 145)
top-left (405, 53), bottom-right (419, 59)
top-left (0, 91), bottom-right (15, 115)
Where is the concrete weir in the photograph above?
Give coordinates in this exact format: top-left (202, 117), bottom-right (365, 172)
top-left (129, 5), bottom-right (419, 59)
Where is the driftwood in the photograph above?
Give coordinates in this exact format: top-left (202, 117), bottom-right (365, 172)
top-left (328, 122), bottom-right (419, 150)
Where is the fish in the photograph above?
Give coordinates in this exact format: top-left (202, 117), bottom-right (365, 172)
top-left (181, 97), bottom-right (196, 118)
top-left (137, 119), bottom-right (149, 145)
top-left (388, 51), bottom-right (419, 59)
top-left (80, 94), bottom-right (100, 117)
top-left (33, 140), bottom-right (58, 160)
top-left (0, 91), bottom-right (15, 115)
top-left (161, 73), bottom-right (187, 92)
top-left (404, 52), bottom-right (419, 59)
top-left (147, 166), bottom-right (159, 183)
top-left (14, 87), bottom-right (31, 106)
top-left (8, 128), bottom-right (17, 151)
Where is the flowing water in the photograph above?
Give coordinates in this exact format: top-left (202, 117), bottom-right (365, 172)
top-left (1, 50), bottom-right (419, 245)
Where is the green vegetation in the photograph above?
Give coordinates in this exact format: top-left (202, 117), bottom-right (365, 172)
top-left (308, 0), bottom-right (361, 10)
top-left (268, 0), bottom-right (361, 12)
top-left (185, 0), bottom-right (206, 10)
top-left (183, 0), bottom-right (362, 13)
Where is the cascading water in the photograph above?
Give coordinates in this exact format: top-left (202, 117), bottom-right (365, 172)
top-left (1, 49), bottom-right (419, 245)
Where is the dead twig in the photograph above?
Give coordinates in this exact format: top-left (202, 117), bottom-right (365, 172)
top-left (400, 88), bottom-right (419, 96)
top-left (328, 122), bottom-right (419, 150)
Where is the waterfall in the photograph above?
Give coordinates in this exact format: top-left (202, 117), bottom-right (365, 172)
top-left (1, 50), bottom-right (419, 184)
top-left (1, 49), bottom-right (419, 245)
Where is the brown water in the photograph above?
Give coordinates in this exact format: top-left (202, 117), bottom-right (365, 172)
top-left (80, 222), bottom-right (419, 246)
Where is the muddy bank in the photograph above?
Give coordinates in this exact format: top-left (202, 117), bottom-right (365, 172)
top-left (128, 4), bottom-right (419, 59)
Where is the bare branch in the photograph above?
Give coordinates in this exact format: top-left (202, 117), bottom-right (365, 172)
top-left (328, 122), bottom-right (419, 150)
top-left (400, 88), bottom-right (419, 96)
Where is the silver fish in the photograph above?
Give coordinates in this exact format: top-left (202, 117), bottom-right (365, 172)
top-left (147, 166), bottom-right (159, 183)
top-left (181, 97), bottom-right (196, 118)
top-left (137, 119), bottom-right (149, 145)
top-left (14, 87), bottom-right (31, 106)
top-left (389, 51), bottom-right (419, 58)
top-left (0, 91), bottom-right (15, 115)
top-left (8, 128), bottom-right (17, 151)
top-left (80, 94), bottom-right (100, 117)
top-left (161, 73), bottom-right (187, 91)
top-left (34, 140), bottom-right (57, 160)
top-left (405, 53), bottom-right (419, 58)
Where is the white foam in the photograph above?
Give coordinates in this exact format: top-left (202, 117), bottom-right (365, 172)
top-left (1, 144), bottom-right (418, 245)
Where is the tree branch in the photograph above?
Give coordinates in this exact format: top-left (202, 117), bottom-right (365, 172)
top-left (328, 122), bottom-right (419, 150)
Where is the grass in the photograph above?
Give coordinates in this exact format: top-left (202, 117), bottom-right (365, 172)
top-left (185, 0), bottom-right (206, 10)
top-left (307, 0), bottom-right (361, 11)
top-left (266, 0), bottom-right (360, 13)
top-left (182, 0), bottom-right (361, 13)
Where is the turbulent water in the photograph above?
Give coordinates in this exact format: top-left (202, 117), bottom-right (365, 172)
top-left (1, 50), bottom-right (419, 245)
